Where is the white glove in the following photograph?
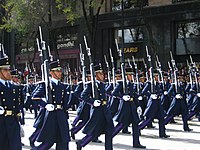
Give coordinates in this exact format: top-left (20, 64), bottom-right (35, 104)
top-left (197, 93), bottom-right (200, 98)
top-left (41, 98), bottom-right (47, 103)
top-left (26, 93), bottom-right (30, 96)
top-left (150, 94), bottom-right (157, 100)
top-left (164, 91), bottom-right (168, 95)
top-left (122, 95), bottom-right (130, 101)
top-left (138, 96), bottom-right (143, 101)
top-left (45, 104), bottom-right (55, 111)
top-left (175, 94), bottom-right (182, 99)
top-left (137, 106), bottom-right (143, 117)
top-left (93, 100), bottom-right (101, 107)
top-left (0, 106), bottom-right (5, 115)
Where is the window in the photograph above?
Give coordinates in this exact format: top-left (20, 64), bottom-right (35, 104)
top-left (112, 0), bottom-right (148, 11)
top-left (176, 20), bottom-right (200, 55)
top-left (177, 21), bottom-right (200, 39)
top-left (172, 0), bottom-right (194, 3)
top-left (115, 27), bottom-right (144, 43)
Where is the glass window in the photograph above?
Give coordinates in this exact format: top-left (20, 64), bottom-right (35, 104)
top-left (112, 0), bottom-right (148, 11)
top-left (177, 21), bottom-right (200, 38)
top-left (115, 27), bottom-right (144, 43)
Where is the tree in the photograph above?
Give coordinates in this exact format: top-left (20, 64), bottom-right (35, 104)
top-left (55, 0), bottom-right (105, 61)
top-left (0, 0), bottom-right (51, 65)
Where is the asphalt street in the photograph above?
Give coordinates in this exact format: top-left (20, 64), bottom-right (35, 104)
top-left (21, 110), bottom-right (200, 150)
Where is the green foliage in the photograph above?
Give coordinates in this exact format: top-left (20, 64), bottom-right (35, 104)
top-left (0, 0), bottom-right (49, 42)
top-left (54, 0), bottom-right (79, 25)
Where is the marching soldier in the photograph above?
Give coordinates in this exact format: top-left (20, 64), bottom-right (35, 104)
top-left (164, 74), bottom-right (192, 131)
top-left (0, 56), bottom-right (22, 150)
top-left (23, 75), bottom-right (38, 118)
top-left (76, 65), bottom-right (114, 150)
top-left (111, 67), bottom-right (146, 148)
top-left (31, 60), bottom-right (71, 150)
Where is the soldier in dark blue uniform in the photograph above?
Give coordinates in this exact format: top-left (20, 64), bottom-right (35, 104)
top-left (31, 60), bottom-right (71, 150)
top-left (139, 71), bottom-right (169, 138)
top-left (111, 67), bottom-right (146, 148)
top-left (76, 65), bottom-right (114, 150)
top-left (106, 70), bottom-right (122, 117)
top-left (23, 75), bottom-right (38, 118)
top-left (10, 69), bottom-right (26, 146)
top-left (164, 74), bottom-right (192, 131)
top-left (0, 56), bottom-right (22, 150)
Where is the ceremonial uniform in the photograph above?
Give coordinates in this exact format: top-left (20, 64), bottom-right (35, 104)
top-left (76, 65), bottom-right (114, 150)
top-left (70, 81), bottom-right (91, 139)
top-left (112, 80), bottom-right (145, 148)
top-left (0, 57), bottom-right (22, 150)
top-left (31, 60), bottom-right (71, 150)
top-left (164, 82), bottom-right (192, 131)
top-left (139, 81), bottom-right (169, 138)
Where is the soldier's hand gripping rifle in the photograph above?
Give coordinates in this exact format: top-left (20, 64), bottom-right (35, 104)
top-left (79, 44), bottom-right (86, 87)
top-left (146, 46), bottom-right (155, 94)
top-left (115, 39), bottom-right (128, 95)
top-left (109, 48), bottom-right (116, 89)
top-left (84, 36), bottom-right (101, 106)
top-left (36, 26), bottom-right (53, 110)
top-left (170, 51), bottom-right (178, 93)
top-left (104, 55), bottom-right (111, 83)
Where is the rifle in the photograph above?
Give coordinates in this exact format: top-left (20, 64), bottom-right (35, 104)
top-left (84, 36), bottom-right (98, 99)
top-left (36, 26), bottom-right (53, 104)
top-left (189, 55), bottom-right (199, 92)
top-left (79, 44), bottom-right (86, 87)
top-left (170, 51), bottom-right (178, 93)
top-left (167, 61), bottom-right (173, 80)
top-left (127, 58), bottom-right (135, 83)
top-left (104, 55), bottom-right (111, 83)
top-left (109, 48), bottom-right (116, 89)
top-left (143, 58), bottom-right (149, 81)
top-left (115, 39), bottom-right (128, 94)
top-left (156, 55), bottom-right (164, 90)
top-left (146, 46), bottom-right (155, 93)
top-left (132, 56), bottom-right (140, 94)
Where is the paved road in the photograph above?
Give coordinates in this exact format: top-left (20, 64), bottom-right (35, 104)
top-left (21, 110), bottom-right (200, 150)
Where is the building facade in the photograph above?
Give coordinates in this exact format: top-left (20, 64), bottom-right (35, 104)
top-left (15, 0), bottom-right (200, 72)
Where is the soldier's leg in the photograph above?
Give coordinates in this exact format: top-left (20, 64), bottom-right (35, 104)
top-left (138, 117), bottom-right (152, 130)
top-left (76, 134), bottom-right (93, 149)
top-left (32, 142), bottom-right (54, 150)
top-left (112, 122), bottom-right (124, 137)
top-left (7, 119), bottom-right (21, 150)
top-left (56, 141), bottom-right (69, 150)
top-left (182, 114), bottom-right (192, 131)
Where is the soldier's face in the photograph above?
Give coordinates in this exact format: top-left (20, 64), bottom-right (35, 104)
top-left (0, 69), bottom-right (12, 80)
top-left (50, 70), bottom-right (62, 80)
top-left (96, 72), bottom-right (104, 81)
